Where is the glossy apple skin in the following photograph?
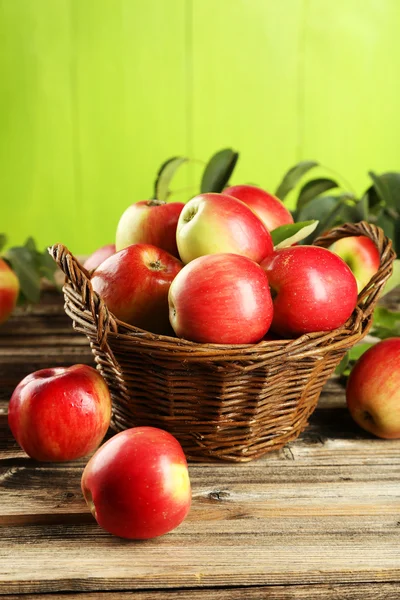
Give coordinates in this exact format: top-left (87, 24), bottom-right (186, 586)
top-left (0, 258), bottom-right (20, 325)
top-left (330, 235), bottom-right (380, 292)
top-left (224, 184), bottom-right (294, 231)
top-left (8, 365), bottom-right (112, 461)
top-left (116, 200), bottom-right (184, 258)
top-left (169, 253), bottom-right (273, 344)
top-left (83, 244), bottom-right (116, 272)
top-left (81, 427), bottom-right (191, 539)
top-left (91, 244), bottom-right (183, 335)
top-left (346, 338), bottom-right (400, 439)
top-left (261, 246), bottom-right (358, 337)
top-left (176, 193), bottom-right (274, 265)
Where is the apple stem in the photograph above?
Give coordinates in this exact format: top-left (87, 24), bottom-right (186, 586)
top-left (147, 199), bottom-right (166, 207)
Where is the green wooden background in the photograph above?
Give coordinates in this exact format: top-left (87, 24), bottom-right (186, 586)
top-left (1, 0), bottom-right (400, 254)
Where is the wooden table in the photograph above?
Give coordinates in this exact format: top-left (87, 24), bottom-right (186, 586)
top-left (1, 290), bottom-right (400, 599)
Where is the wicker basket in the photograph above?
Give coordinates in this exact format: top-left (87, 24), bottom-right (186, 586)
top-left (50, 221), bottom-right (395, 462)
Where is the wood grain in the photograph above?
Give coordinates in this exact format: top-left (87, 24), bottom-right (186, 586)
top-left (2, 583), bottom-right (400, 599)
top-left (1, 289), bottom-right (400, 595)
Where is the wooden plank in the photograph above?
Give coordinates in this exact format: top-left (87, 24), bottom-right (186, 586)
top-left (2, 582), bottom-right (400, 599)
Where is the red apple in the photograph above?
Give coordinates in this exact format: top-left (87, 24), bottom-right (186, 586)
top-left (329, 235), bottom-right (380, 292)
top-left (176, 193), bottom-right (274, 265)
top-left (91, 243), bottom-right (183, 334)
top-left (346, 338), bottom-right (400, 439)
top-left (8, 365), bottom-right (112, 461)
top-left (81, 427), bottom-right (191, 539)
top-left (116, 200), bottom-right (184, 258)
top-left (0, 258), bottom-right (19, 325)
top-left (168, 253), bottom-right (273, 344)
top-left (83, 244), bottom-right (116, 272)
top-left (261, 246), bottom-right (358, 337)
top-left (224, 184), bottom-right (294, 231)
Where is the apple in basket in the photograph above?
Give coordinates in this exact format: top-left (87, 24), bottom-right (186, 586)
top-left (83, 244), bottom-right (116, 272)
top-left (91, 243), bottom-right (183, 335)
top-left (329, 235), bottom-right (380, 292)
top-left (346, 338), bottom-right (400, 439)
top-left (0, 257), bottom-right (20, 325)
top-left (81, 427), bottom-right (191, 539)
top-left (261, 245), bottom-right (358, 337)
top-left (8, 365), bottom-right (112, 461)
top-left (168, 253), bottom-right (273, 344)
top-left (116, 199), bottom-right (184, 258)
top-left (176, 193), bottom-right (274, 264)
top-left (224, 184), bottom-right (294, 231)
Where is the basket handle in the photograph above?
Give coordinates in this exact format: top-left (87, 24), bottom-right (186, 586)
top-left (48, 243), bottom-right (118, 351)
top-left (313, 221), bottom-right (396, 318)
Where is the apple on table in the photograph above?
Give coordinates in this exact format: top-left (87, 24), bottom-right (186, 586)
top-left (81, 427), bottom-right (191, 539)
top-left (8, 365), bottom-right (112, 461)
top-left (0, 258), bottom-right (19, 325)
top-left (346, 338), bottom-right (400, 439)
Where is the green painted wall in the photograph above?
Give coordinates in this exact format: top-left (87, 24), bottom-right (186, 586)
top-left (1, 0), bottom-right (400, 254)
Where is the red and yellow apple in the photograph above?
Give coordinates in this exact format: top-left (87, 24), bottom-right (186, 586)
top-left (8, 364), bottom-right (112, 461)
top-left (261, 246), bottom-right (358, 337)
top-left (330, 235), bottom-right (380, 292)
top-left (168, 253), bottom-right (273, 344)
top-left (81, 426), bottom-right (191, 539)
top-left (224, 184), bottom-right (294, 231)
top-left (91, 243), bottom-right (183, 335)
top-left (346, 338), bottom-right (400, 439)
top-left (176, 193), bottom-right (274, 265)
top-left (0, 258), bottom-right (19, 325)
top-left (116, 200), bottom-right (184, 258)
top-left (83, 244), bottom-right (116, 272)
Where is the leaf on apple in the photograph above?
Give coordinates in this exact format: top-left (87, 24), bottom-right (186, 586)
top-left (274, 160), bottom-right (318, 202)
top-left (0, 233), bottom-right (7, 252)
top-left (380, 259), bottom-right (400, 298)
top-left (200, 148), bottom-right (239, 194)
top-left (154, 156), bottom-right (188, 202)
top-left (297, 178), bottom-right (339, 210)
top-left (271, 220), bottom-right (319, 249)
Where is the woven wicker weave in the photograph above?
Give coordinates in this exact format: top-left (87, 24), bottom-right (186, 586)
top-left (50, 221), bottom-right (395, 462)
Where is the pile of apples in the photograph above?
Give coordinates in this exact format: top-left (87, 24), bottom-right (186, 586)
top-left (5, 182), bottom-right (400, 543)
top-left (87, 184), bottom-right (379, 344)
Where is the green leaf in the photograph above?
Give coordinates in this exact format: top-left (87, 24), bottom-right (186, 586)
top-left (372, 306), bottom-right (400, 331)
top-left (297, 178), bottom-right (339, 210)
top-left (0, 233), bottom-right (7, 252)
top-left (380, 259), bottom-right (400, 298)
top-left (5, 246), bottom-right (41, 303)
top-left (39, 248), bottom-right (58, 285)
top-left (24, 236), bottom-right (38, 254)
top-left (275, 160), bottom-right (318, 201)
top-left (272, 220), bottom-right (319, 248)
top-left (154, 156), bottom-right (188, 202)
top-left (369, 171), bottom-right (400, 212)
top-left (200, 148), bottom-right (239, 193)
top-left (335, 352), bottom-right (349, 376)
top-left (347, 342), bottom-right (374, 362)
top-left (376, 210), bottom-right (395, 243)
